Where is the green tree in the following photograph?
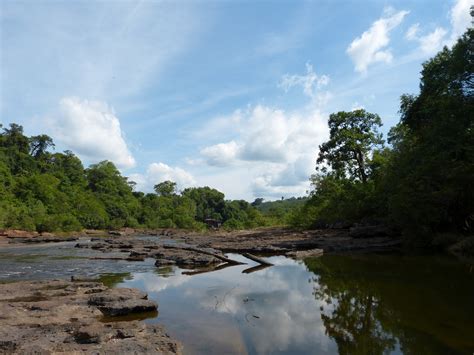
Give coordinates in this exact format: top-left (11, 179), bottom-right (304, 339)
top-left (182, 186), bottom-right (226, 222)
top-left (154, 180), bottom-right (177, 197)
top-left (29, 134), bottom-right (55, 158)
top-left (386, 27), bottom-right (474, 239)
top-left (317, 109), bottom-right (384, 183)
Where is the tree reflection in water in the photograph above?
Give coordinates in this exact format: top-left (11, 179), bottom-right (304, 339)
top-left (305, 255), bottom-right (474, 355)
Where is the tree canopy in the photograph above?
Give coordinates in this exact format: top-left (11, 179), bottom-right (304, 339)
top-left (0, 125), bottom-right (267, 232)
top-left (292, 25), bottom-right (474, 250)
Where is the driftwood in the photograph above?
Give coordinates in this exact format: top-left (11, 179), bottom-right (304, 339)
top-left (242, 253), bottom-right (273, 266)
top-left (163, 244), bottom-right (245, 265)
top-left (182, 263), bottom-right (235, 276)
top-left (242, 264), bottom-right (271, 274)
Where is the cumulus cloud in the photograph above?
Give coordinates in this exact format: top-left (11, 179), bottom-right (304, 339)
top-left (198, 104), bottom-right (328, 198)
top-left (48, 97), bottom-right (135, 169)
top-left (130, 162), bottom-right (196, 192)
top-left (200, 141), bottom-right (240, 167)
top-left (192, 65), bottom-right (333, 199)
top-left (347, 8), bottom-right (409, 73)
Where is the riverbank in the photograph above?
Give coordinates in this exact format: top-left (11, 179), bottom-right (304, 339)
top-left (0, 278), bottom-right (182, 354)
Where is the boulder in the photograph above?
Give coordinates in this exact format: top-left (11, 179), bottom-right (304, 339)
top-left (88, 288), bottom-right (157, 316)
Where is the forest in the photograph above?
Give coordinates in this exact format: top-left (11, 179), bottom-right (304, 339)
top-left (0, 27), bottom-right (472, 252)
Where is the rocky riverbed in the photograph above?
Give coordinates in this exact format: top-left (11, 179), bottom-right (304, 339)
top-left (0, 227), bottom-right (403, 354)
top-left (0, 278), bottom-right (182, 354)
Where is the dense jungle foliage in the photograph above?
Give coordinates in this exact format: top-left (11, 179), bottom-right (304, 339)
top-left (291, 27), bottom-right (473, 247)
top-left (0, 130), bottom-right (268, 232)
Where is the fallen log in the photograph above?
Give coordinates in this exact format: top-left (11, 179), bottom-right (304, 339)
top-left (182, 263), bottom-right (235, 276)
top-left (242, 264), bottom-right (271, 274)
top-left (242, 253), bottom-right (273, 266)
top-left (163, 244), bottom-right (245, 265)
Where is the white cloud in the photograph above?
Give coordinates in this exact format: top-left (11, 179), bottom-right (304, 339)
top-left (405, 0), bottom-right (473, 56)
top-left (191, 65), bottom-right (332, 199)
top-left (449, 0), bottom-right (474, 43)
top-left (419, 27), bottom-right (449, 54)
top-left (130, 162), bottom-right (196, 192)
top-left (197, 104), bottom-right (328, 199)
top-left (200, 141), bottom-right (240, 167)
top-left (279, 63), bottom-right (330, 100)
top-left (347, 8), bottom-right (409, 73)
top-left (405, 23), bottom-right (420, 40)
top-left (48, 97), bottom-right (135, 169)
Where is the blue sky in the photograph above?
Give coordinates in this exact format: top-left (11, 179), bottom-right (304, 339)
top-left (1, 0), bottom-right (472, 200)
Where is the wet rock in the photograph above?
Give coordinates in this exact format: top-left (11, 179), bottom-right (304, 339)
top-left (98, 299), bottom-right (158, 317)
top-left (155, 259), bottom-right (177, 267)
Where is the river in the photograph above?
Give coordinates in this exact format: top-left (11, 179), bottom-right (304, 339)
top-left (1, 241), bottom-right (473, 354)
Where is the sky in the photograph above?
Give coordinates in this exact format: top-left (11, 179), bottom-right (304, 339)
top-left (1, 0), bottom-right (472, 201)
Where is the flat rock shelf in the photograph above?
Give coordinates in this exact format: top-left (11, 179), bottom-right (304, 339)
top-left (0, 279), bottom-right (182, 354)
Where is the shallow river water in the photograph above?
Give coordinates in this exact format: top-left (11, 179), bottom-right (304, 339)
top-left (1, 242), bottom-right (473, 354)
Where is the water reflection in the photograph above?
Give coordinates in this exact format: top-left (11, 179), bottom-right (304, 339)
top-left (305, 255), bottom-right (474, 355)
top-left (1, 243), bottom-right (473, 354)
top-left (0, 242), bottom-right (156, 280)
top-left (121, 255), bottom-right (336, 354)
top-left (120, 254), bottom-right (474, 355)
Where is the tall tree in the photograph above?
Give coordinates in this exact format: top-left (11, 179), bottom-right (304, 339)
top-left (154, 180), bottom-right (177, 197)
top-left (29, 134), bottom-right (55, 158)
top-left (317, 109), bottom-right (384, 183)
top-left (387, 27), bottom-right (474, 237)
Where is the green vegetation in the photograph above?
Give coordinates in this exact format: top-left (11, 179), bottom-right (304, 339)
top-left (252, 197), bottom-right (308, 226)
top-left (0, 127), bottom-right (266, 232)
top-left (291, 27), bottom-right (473, 248)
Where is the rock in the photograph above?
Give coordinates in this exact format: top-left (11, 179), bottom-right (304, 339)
top-left (0, 280), bottom-right (181, 354)
top-left (88, 288), bottom-right (149, 305)
top-left (73, 325), bottom-right (103, 344)
top-left (349, 225), bottom-right (392, 238)
top-left (39, 232), bottom-right (55, 237)
top-left (287, 248), bottom-right (324, 259)
top-left (71, 275), bottom-right (100, 282)
top-left (155, 259), bottom-right (177, 266)
top-left (88, 287), bottom-right (157, 317)
top-left (3, 229), bottom-right (39, 238)
top-left (97, 299), bottom-right (158, 316)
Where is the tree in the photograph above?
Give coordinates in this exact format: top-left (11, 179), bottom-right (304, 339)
top-left (385, 27), bottom-right (474, 238)
top-left (29, 134), bottom-right (55, 158)
top-left (317, 109), bottom-right (384, 183)
top-left (154, 180), bottom-right (177, 197)
top-left (182, 187), bottom-right (226, 222)
top-left (1, 123), bottom-right (29, 154)
top-left (251, 198), bottom-right (264, 207)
